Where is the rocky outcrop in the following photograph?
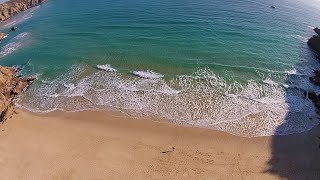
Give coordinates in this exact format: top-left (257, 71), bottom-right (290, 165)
top-left (308, 35), bottom-right (320, 54)
top-left (0, 32), bottom-right (6, 41)
top-left (0, 0), bottom-right (47, 22)
top-left (314, 27), bottom-right (320, 35)
top-left (308, 28), bottom-right (320, 112)
top-left (0, 66), bottom-right (35, 123)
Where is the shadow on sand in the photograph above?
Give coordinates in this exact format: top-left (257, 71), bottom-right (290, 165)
top-left (266, 41), bottom-right (320, 179)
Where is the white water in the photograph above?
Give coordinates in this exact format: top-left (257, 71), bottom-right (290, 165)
top-left (132, 70), bottom-right (164, 79)
top-left (97, 64), bottom-right (117, 72)
top-left (17, 65), bottom-right (319, 137)
top-left (0, 32), bottom-right (30, 58)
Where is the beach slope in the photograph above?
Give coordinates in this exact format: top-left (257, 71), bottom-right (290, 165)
top-left (0, 110), bottom-right (319, 179)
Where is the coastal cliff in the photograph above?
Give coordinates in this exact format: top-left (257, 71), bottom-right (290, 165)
top-left (0, 0), bottom-right (47, 22)
top-left (0, 66), bottom-right (34, 123)
top-left (308, 28), bottom-right (320, 54)
top-left (308, 28), bottom-right (320, 111)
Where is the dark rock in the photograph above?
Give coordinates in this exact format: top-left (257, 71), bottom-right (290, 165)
top-left (9, 26), bottom-right (17, 32)
top-left (314, 27), bottom-right (320, 35)
top-left (308, 35), bottom-right (320, 54)
top-left (308, 91), bottom-right (318, 102)
top-left (310, 70), bottom-right (320, 85)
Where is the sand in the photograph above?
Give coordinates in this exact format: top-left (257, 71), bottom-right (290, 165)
top-left (0, 109), bottom-right (319, 180)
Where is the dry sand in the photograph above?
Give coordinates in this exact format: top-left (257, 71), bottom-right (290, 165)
top-left (0, 109), bottom-right (319, 180)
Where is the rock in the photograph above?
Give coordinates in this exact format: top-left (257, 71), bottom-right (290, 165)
top-left (309, 70), bottom-right (320, 85)
top-left (0, 32), bottom-right (7, 41)
top-left (0, 0), bottom-right (48, 22)
top-left (308, 35), bottom-right (320, 54)
top-left (0, 66), bottom-right (35, 123)
top-left (314, 27), bottom-right (320, 35)
top-left (308, 91), bottom-right (318, 102)
top-left (9, 26), bottom-right (17, 32)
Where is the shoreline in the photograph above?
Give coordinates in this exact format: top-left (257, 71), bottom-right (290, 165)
top-left (16, 106), bottom-right (320, 138)
top-left (0, 109), bottom-right (319, 179)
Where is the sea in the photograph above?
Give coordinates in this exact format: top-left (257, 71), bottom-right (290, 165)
top-left (0, 0), bottom-right (320, 137)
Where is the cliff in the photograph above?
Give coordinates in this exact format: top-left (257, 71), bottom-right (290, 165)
top-left (0, 0), bottom-right (47, 22)
top-left (0, 66), bottom-right (35, 123)
top-left (308, 28), bottom-right (320, 54)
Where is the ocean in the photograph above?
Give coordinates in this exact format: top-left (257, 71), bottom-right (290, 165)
top-left (0, 0), bottom-right (320, 137)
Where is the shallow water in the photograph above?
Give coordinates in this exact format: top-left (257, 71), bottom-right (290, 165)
top-left (1, 0), bottom-right (320, 136)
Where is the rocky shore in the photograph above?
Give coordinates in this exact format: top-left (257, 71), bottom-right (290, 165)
top-left (0, 66), bottom-right (35, 123)
top-left (308, 28), bottom-right (320, 111)
top-left (0, 0), bottom-right (47, 41)
top-left (0, 0), bottom-right (47, 22)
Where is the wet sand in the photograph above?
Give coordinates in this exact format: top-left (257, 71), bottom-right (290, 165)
top-left (0, 109), bottom-right (319, 179)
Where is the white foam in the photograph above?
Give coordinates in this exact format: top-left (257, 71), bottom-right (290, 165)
top-left (294, 35), bottom-right (309, 43)
top-left (132, 70), bottom-right (164, 79)
top-left (308, 25), bottom-right (315, 29)
top-left (96, 64), bottom-right (117, 72)
top-left (63, 83), bottom-right (76, 90)
top-left (0, 32), bottom-right (30, 58)
top-left (262, 78), bottom-right (278, 86)
top-left (285, 68), bottom-right (297, 75)
top-left (16, 66), bottom-right (319, 137)
top-left (14, 32), bottom-right (29, 40)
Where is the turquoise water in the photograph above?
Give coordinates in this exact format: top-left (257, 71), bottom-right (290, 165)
top-left (0, 0), bottom-right (320, 136)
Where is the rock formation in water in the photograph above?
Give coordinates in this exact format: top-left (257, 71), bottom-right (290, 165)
top-left (0, 32), bottom-right (6, 41)
top-left (314, 27), bottom-right (320, 35)
top-left (308, 28), bottom-right (320, 112)
top-left (308, 28), bottom-right (320, 54)
top-left (0, 0), bottom-right (47, 22)
top-left (0, 66), bottom-right (35, 123)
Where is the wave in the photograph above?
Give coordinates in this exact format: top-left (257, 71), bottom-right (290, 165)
top-left (132, 70), bottom-right (164, 79)
top-left (262, 78), bottom-right (278, 86)
top-left (96, 64), bottom-right (117, 72)
top-left (16, 65), bottom-right (319, 137)
top-left (285, 68), bottom-right (297, 75)
top-left (293, 35), bottom-right (309, 43)
top-left (0, 32), bottom-right (30, 58)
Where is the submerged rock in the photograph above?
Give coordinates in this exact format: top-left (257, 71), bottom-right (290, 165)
top-left (0, 0), bottom-right (48, 22)
top-left (0, 66), bottom-right (35, 123)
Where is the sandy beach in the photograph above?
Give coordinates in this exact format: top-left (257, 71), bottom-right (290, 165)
top-left (0, 109), bottom-right (318, 179)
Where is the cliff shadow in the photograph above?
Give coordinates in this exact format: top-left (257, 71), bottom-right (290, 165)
top-left (266, 43), bottom-right (320, 179)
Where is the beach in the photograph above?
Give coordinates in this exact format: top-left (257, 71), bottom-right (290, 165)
top-left (1, 0), bottom-right (320, 179)
top-left (0, 109), bottom-right (319, 179)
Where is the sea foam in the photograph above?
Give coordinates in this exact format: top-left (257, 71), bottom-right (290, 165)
top-left (132, 70), bottom-right (164, 79)
top-left (97, 64), bottom-right (117, 72)
top-left (16, 65), bottom-right (319, 137)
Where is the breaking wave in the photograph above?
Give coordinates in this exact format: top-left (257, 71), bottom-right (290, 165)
top-left (16, 64), bottom-right (319, 137)
top-left (0, 32), bottom-right (30, 58)
top-left (97, 64), bottom-right (117, 72)
top-left (132, 70), bottom-right (164, 79)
